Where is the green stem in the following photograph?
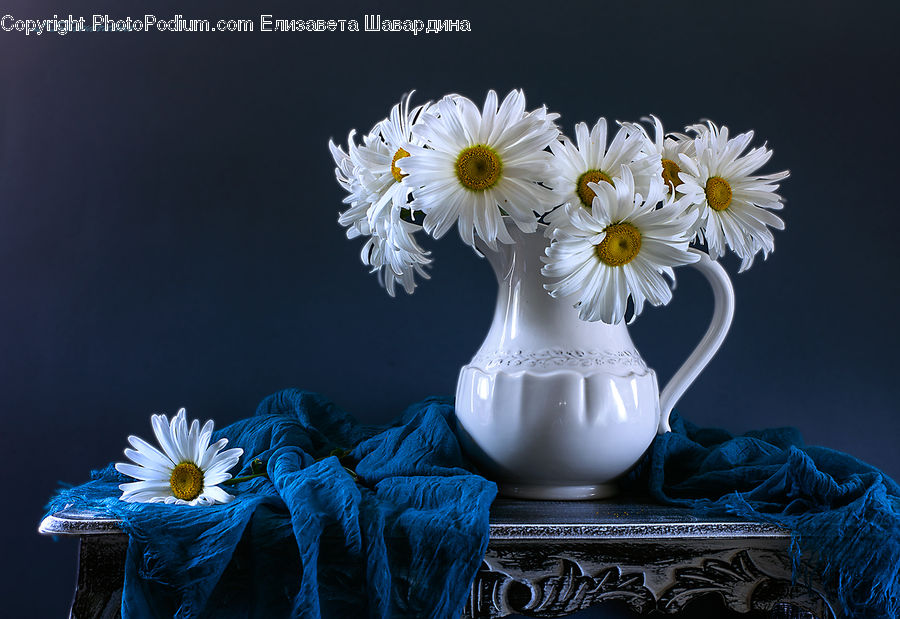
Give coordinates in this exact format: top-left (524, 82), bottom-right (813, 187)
top-left (220, 452), bottom-right (361, 487)
top-left (221, 471), bottom-right (268, 486)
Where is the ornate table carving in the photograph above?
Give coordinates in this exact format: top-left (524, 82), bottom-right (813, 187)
top-left (40, 499), bottom-right (837, 618)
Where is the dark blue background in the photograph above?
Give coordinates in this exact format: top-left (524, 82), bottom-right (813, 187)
top-left (2, 0), bottom-right (898, 616)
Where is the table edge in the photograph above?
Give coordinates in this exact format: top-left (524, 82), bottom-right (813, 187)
top-left (40, 512), bottom-right (791, 540)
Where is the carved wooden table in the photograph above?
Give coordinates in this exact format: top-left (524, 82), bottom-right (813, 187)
top-left (39, 499), bottom-right (837, 618)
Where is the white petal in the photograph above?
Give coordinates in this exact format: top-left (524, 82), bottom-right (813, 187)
top-left (201, 485), bottom-right (235, 504)
top-left (115, 462), bottom-right (168, 482)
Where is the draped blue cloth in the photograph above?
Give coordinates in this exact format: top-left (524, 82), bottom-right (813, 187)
top-left (46, 392), bottom-right (900, 618)
top-left (624, 412), bottom-right (900, 619)
top-left (46, 390), bottom-right (497, 618)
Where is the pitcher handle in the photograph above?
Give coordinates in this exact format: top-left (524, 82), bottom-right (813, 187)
top-left (658, 249), bottom-right (735, 434)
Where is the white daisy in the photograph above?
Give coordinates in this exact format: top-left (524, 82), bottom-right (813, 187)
top-left (628, 115), bottom-right (696, 197)
top-left (360, 217), bottom-right (431, 297)
top-left (545, 118), bottom-right (662, 229)
top-left (399, 89), bottom-right (560, 249)
top-left (542, 169), bottom-right (698, 324)
top-left (349, 92), bottom-right (430, 235)
top-left (115, 408), bottom-right (243, 506)
top-left (329, 130), bottom-right (373, 240)
top-left (676, 121), bottom-right (789, 271)
top-left (329, 92), bottom-right (433, 295)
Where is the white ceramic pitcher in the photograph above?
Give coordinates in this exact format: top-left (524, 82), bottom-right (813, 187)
top-left (455, 223), bottom-right (735, 500)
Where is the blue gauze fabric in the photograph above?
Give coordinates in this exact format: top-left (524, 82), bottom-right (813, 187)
top-left (47, 394), bottom-right (900, 618)
top-left (623, 412), bottom-right (900, 619)
top-left (45, 390), bottom-right (497, 618)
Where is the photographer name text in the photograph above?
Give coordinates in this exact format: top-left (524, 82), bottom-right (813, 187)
top-left (0, 14), bottom-right (472, 36)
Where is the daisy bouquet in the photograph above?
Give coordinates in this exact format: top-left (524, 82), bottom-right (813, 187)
top-left (330, 90), bottom-right (788, 324)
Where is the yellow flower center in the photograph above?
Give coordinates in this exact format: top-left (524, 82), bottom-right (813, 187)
top-left (576, 170), bottom-right (614, 208)
top-left (595, 223), bottom-right (642, 267)
top-left (455, 145), bottom-right (502, 191)
top-left (661, 158), bottom-right (682, 191)
top-left (705, 176), bottom-right (733, 211)
top-left (390, 148), bottom-right (410, 183)
top-left (170, 462), bottom-right (204, 501)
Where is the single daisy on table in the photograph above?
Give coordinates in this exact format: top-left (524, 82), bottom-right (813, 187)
top-left (676, 121), bottom-right (789, 271)
top-left (546, 117), bottom-right (662, 229)
top-left (542, 169), bottom-right (698, 325)
top-left (329, 92), bottom-right (433, 295)
top-left (115, 408), bottom-right (243, 506)
top-left (399, 89), bottom-right (560, 249)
